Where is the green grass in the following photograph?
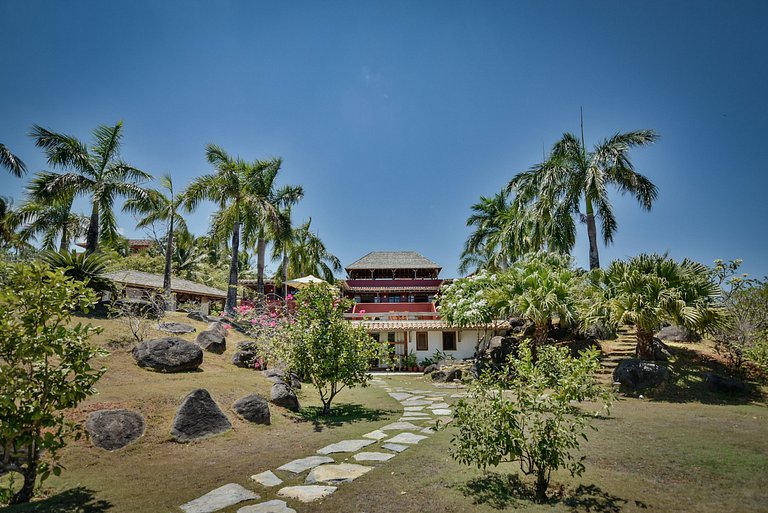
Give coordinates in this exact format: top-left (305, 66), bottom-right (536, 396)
top-left (2, 314), bottom-right (767, 513)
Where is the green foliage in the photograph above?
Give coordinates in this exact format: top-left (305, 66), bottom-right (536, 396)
top-left (712, 259), bottom-right (768, 371)
top-left (104, 250), bottom-right (165, 275)
top-left (591, 253), bottom-right (725, 359)
top-left (440, 251), bottom-right (587, 354)
top-left (275, 283), bottom-right (389, 415)
top-left (450, 344), bottom-right (612, 503)
top-left (41, 249), bottom-right (113, 294)
top-left (0, 261), bottom-right (105, 504)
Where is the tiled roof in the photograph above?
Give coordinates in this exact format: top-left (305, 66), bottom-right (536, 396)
top-left (345, 251), bottom-right (441, 270)
top-left (105, 270), bottom-right (227, 298)
top-left (350, 319), bottom-right (511, 331)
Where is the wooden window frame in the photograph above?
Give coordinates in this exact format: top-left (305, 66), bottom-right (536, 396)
top-left (442, 331), bottom-right (457, 351)
top-left (416, 331), bottom-right (428, 351)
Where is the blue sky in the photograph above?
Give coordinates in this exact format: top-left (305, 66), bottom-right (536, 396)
top-left (1, 1), bottom-right (767, 278)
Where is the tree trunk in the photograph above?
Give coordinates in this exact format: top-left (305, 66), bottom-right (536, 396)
top-left (534, 470), bottom-right (549, 504)
top-left (85, 200), bottom-right (99, 254)
top-left (585, 197), bottom-right (600, 270)
top-left (282, 249), bottom-right (288, 299)
top-left (531, 322), bottom-right (549, 362)
top-left (59, 224), bottom-right (68, 253)
top-left (636, 328), bottom-right (655, 360)
top-left (163, 216), bottom-right (173, 308)
top-left (10, 440), bottom-right (38, 504)
top-left (225, 220), bottom-right (240, 316)
top-left (256, 236), bottom-right (266, 296)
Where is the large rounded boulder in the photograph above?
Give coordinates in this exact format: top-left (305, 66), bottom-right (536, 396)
top-left (85, 409), bottom-right (145, 450)
top-left (271, 382), bottom-right (300, 411)
top-left (132, 337), bottom-right (203, 372)
top-left (233, 394), bottom-right (271, 424)
top-left (655, 325), bottom-right (700, 342)
top-left (171, 389), bottom-right (232, 442)
top-left (613, 359), bottom-right (669, 390)
top-left (196, 330), bottom-right (226, 354)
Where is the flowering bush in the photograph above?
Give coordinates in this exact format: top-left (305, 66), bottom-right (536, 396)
top-left (231, 296), bottom-right (294, 367)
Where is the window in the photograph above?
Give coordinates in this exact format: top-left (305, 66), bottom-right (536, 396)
top-left (371, 333), bottom-right (379, 342)
top-left (388, 295), bottom-right (401, 303)
top-left (387, 332), bottom-right (396, 343)
top-left (416, 332), bottom-right (428, 351)
top-left (442, 331), bottom-right (457, 351)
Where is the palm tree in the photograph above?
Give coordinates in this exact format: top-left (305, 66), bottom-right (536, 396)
top-left (124, 174), bottom-right (187, 303)
top-left (29, 122), bottom-right (151, 254)
top-left (508, 127), bottom-right (658, 269)
top-left (272, 218), bottom-right (341, 292)
top-left (460, 190), bottom-right (515, 274)
top-left (239, 162), bottom-right (303, 297)
top-left (0, 143), bottom-right (26, 177)
top-left (15, 195), bottom-right (88, 252)
top-left (184, 145), bottom-right (295, 314)
top-left (595, 253), bottom-right (724, 359)
top-left (0, 197), bottom-right (27, 252)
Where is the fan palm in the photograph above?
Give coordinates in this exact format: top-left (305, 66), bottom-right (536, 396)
top-left (124, 174), bottom-right (187, 302)
top-left (0, 197), bottom-right (28, 252)
top-left (0, 143), bottom-right (26, 177)
top-left (271, 218), bottom-right (341, 291)
top-left (29, 122), bottom-right (151, 254)
top-left (508, 128), bottom-right (658, 269)
top-left (595, 253), bottom-right (725, 359)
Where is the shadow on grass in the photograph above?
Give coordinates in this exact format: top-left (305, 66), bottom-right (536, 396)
top-left (642, 346), bottom-right (764, 405)
top-left (294, 403), bottom-right (397, 432)
top-left (2, 487), bottom-right (112, 513)
top-left (459, 472), bottom-right (646, 512)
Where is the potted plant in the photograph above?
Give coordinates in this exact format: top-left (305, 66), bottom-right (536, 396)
top-left (405, 351), bottom-right (418, 372)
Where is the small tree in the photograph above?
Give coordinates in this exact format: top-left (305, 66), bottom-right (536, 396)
top-left (276, 283), bottom-right (387, 415)
top-left (109, 286), bottom-right (165, 344)
top-left (0, 262), bottom-right (105, 504)
top-left (451, 344), bottom-right (611, 503)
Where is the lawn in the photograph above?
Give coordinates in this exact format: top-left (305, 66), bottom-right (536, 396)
top-left (2, 313), bottom-right (767, 513)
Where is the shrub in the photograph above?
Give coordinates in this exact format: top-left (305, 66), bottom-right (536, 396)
top-left (0, 261), bottom-right (105, 504)
top-left (450, 344), bottom-right (612, 503)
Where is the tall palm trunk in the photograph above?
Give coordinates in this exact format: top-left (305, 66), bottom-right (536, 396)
top-left (85, 200), bottom-right (100, 254)
top-left (282, 249), bottom-right (288, 299)
top-left (585, 197), bottom-right (600, 270)
top-left (256, 236), bottom-right (266, 296)
top-left (532, 322), bottom-right (549, 362)
top-left (59, 224), bottom-right (69, 252)
top-left (163, 216), bottom-right (174, 307)
top-left (226, 219), bottom-right (240, 315)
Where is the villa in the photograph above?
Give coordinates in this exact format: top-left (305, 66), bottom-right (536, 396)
top-left (342, 251), bottom-right (509, 364)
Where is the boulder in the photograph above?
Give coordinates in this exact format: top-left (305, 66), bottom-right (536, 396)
top-left (132, 337), bottom-right (203, 372)
top-left (158, 322), bottom-right (196, 334)
top-left (586, 322), bottom-right (616, 340)
top-left (232, 341), bottom-right (263, 369)
top-left (431, 368), bottom-right (463, 383)
top-left (703, 373), bottom-right (747, 395)
top-left (656, 325), bottom-right (700, 342)
top-left (208, 321), bottom-right (228, 337)
top-left (187, 311), bottom-right (207, 322)
top-left (612, 359), bottom-right (669, 390)
top-left (271, 382), bottom-right (300, 411)
top-left (488, 336), bottom-right (518, 364)
top-left (196, 330), bottom-right (226, 354)
top-left (85, 409), bottom-right (145, 450)
top-left (422, 364), bottom-right (438, 375)
top-left (233, 394), bottom-right (271, 424)
top-left (511, 321), bottom-right (536, 339)
top-left (171, 389), bottom-right (232, 441)
top-left (640, 337), bottom-right (675, 361)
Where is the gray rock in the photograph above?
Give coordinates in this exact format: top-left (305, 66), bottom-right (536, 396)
top-left (238, 500), bottom-right (296, 513)
top-left (277, 455), bottom-right (334, 474)
top-left (158, 322), bottom-right (196, 334)
top-left (641, 337), bottom-right (675, 361)
top-left (431, 368), bottom-right (463, 383)
top-left (379, 421), bottom-right (422, 431)
top-left (422, 364), bottom-right (438, 375)
top-left (180, 483), bottom-right (259, 513)
top-left (233, 395), bottom-right (271, 424)
top-left (250, 470), bottom-right (283, 487)
top-left (208, 321), bottom-right (228, 337)
top-left (353, 451), bottom-right (395, 462)
top-left (703, 372), bottom-right (747, 394)
top-left (232, 350), bottom-right (258, 368)
top-left (612, 359), bottom-right (669, 390)
top-left (277, 485), bottom-right (336, 503)
top-left (187, 311), bottom-right (207, 322)
top-left (171, 389), bottom-right (232, 442)
top-left (305, 463), bottom-right (373, 484)
top-left (387, 432), bottom-right (428, 445)
top-left (85, 409), bottom-right (145, 450)
top-left (316, 439), bottom-right (375, 455)
top-left (271, 382), bottom-right (299, 411)
top-left (381, 443), bottom-right (409, 453)
top-left (196, 330), bottom-right (226, 354)
top-left (132, 337), bottom-right (203, 372)
top-left (656, 325), bottom-right (700, 342)
top-left (362, 429), bottom-right (388, 440)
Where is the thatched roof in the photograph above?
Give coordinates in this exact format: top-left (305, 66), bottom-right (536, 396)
top-left (345, 251), bottom-right (441, 271)
top-left (105, 270), bottom-right (227, 299)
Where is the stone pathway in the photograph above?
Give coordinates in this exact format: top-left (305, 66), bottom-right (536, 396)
top-left (178, 377), bottom-right (455, 513)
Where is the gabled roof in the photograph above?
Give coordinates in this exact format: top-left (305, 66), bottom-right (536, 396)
top-left (345, 251), bottom-right (441, 271)
top-left (105, 270), bottom-right (227, 299)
